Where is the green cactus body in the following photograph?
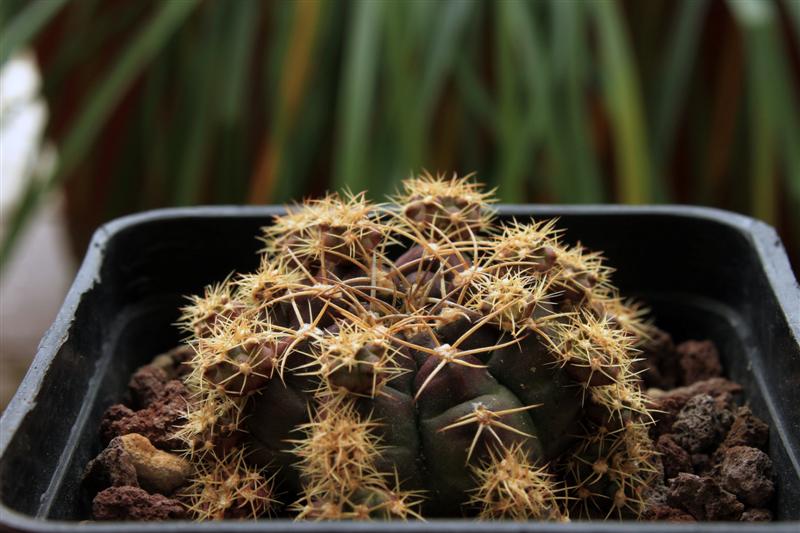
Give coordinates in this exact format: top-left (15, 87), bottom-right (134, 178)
top-left (175, 174), bottom-right (658, 521)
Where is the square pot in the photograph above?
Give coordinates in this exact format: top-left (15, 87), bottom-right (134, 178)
top-left (1, 205), bottom-right (798, 533)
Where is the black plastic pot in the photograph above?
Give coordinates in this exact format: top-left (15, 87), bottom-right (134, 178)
top-left (1, 205), bottom-right (798, 533)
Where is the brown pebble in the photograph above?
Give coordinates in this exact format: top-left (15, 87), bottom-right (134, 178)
top-left (636, 327), bottom-right (681, 390)
top-left (128, 366), bottom-right (170, 409)
top-left (101, 380), bottom-right (187, 450)
top-left (92, 486), bottom-right (186, 521)
top-left (656, 434), bottom-right (692, 480)
top-left (647, 378), bottom-right (741, 436)
top-left (720, 446), bottom-right (774, 507)
top-left (690, 453), bottom-right (711, 475)
top-left (677, 340), bottom-right (722, 385)
top-left (672, 394), bottom-right (733, 454)
top-left (667, 472), bottom-right (743, 521)
top-left (723, 406), bottom-right (769, 451)
top-left (648, 377), bottom-right (742, 404)
top-left (83, 439), bottom-right (138, 494)
top-left (642, 503), bottom-right (696, 522)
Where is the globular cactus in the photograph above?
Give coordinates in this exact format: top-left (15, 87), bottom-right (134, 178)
top-left (174, 173), bottom-right (659, 521)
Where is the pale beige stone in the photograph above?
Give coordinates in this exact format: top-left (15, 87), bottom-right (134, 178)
top-left (119, 433), bottom-right (191, 494)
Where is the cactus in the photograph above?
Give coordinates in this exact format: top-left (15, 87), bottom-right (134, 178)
top-left (174, 173), bottom-right (658, 521)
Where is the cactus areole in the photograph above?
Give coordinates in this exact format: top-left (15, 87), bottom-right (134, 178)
top-left (175, 174), bottom-right (660, 521)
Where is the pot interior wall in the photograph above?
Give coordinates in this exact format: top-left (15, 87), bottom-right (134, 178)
top-left (1, 208), bottom-right (798, 524)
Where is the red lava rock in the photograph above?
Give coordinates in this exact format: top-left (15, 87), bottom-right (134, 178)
top-left (656, 434), bottom-right (692, 480)
top-left (690, 453), bottom-right (711, 475)
top-left (637, 327), bottom-right (681, 390)
top-left (649, 377), bottom-right (742, 405)
top-left (671, 394), bottom-right (733, 454)
top-left (642, 504), bottom-right (696, 522)
top-left (647, 378), bottom-right (741, 436)
top-left (83, 438), bottom-right (138, 494)
top-left (150, 345), bottom-right (194, 380)
top-left (723, 406), bottom-right (769, 451)
top-left (667, 473), bottom-right (743, 521)
top-left (676, 340), bottom-right (722, 385)
top-left (101, 380), bottom-right (187, 450)
top-left (740, 508), bottom-right (772, 521)
top-left (129, 366), bottom-right (171, 409)
top-left (720, 446), bottom-right (774, 507)
top-left (100, 404), bottom-right (136, 433)
top-left (92, 486), bottom-right (186, 520)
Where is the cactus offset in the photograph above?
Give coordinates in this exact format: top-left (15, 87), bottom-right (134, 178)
top-left (174, 173), bottom-right (658, 521)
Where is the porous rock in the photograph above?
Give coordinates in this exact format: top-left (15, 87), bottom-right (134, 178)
top-left (676, 340), bottom-right (722, 385)
top-left (92, 486), bottom-right (186, 521)
top-left (666, 473), bottom-right (743, 521)
top-left (720, 446), bottom-right (774, 507)
top-left (671, 394), bottom-right (733, 454)
top-left (656, 434), bottom-right (693, 480)
top-left (101, 380), bottom-right (187, 450)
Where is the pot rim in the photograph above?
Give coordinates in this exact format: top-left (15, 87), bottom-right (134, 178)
top-left (1, 204), bottom-right (798, 531)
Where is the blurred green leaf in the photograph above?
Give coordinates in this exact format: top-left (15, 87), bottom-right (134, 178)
top-left (274, 1), bottom-right (340, 202)
top-left (333, 0), bottom-right (383, 192)
top-left (0, 0), bottom-right (67, 66)
top-left (250, 0), bottom-right (322, 203)
top-left (729, 0), bottom-right (779, 223)
top-left (555, 0), bottom-right (603, 202)
top-left (455, 54), bottom-right (496, 136)
top-left (495, 0), bottom-right (526, 203)
top-left (141, 59), bottom-right (168, 208)
top-left (653, 0), bottom-right (709, 171)
top-left (591, 0), bottom-right (658, 204)
top-left (730, 0), bottom-right (800, 228)
top-left (44, 0), bottom-right (142, 95)
top-left (501, 0), bottom-right (553, 201)
top-left (215, 0), bottom-right (259, 203)
top-left (419, 0), bottom-right (476, 116)
top-left (384, 0), bottom-right (421, 187)
top-left (219, 0), bottom-right (259, 125)
top-left (788, 0), bottom-right (800, 37)
top-left (174, 2), bottom-right (225, 206)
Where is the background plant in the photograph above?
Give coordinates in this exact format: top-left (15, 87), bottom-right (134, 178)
top-left (0, 0), bottom-right (798, 272)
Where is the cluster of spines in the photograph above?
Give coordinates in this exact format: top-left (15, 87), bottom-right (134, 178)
top-left (565, 420), bottom-right (659, 519)
top-left (289, 399), bottom-right (423, 520)
top-left (301, 322), bottom-right (406, 398)
top-left (172, 172), bottom-right (658, 521)
top-left (181, 448), bottom-right (277, 520)
top-left (172, 389), bottom-right (245, 459)
top-left (469, 443), bottom-right (568, 521)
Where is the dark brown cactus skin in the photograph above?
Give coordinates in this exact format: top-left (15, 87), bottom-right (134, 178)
top-left (356, 387), bottom-right (425, 492)
top-left (246, 375), bottom-right (311, 492)
top-left (487, 335), bottom-right (583, 459)
top-left (414, 355), bottom-right (542, 513)
top-left (434, 309), bottom-right (500, 361)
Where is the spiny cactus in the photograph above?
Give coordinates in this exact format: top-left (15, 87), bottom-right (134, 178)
top-left (174, 172), bottom-right (659, 521)
top-left (181, 448), bottom-right (277, 520)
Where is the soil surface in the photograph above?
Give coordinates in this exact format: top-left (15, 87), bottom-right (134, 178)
top-left (83, 329), bottom-right (776, 522)
top-left (639, 330), bottom-right (776, 522)
top-left (92, 486), bottom-right (186, 521)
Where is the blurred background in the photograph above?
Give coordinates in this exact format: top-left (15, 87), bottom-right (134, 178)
top-left (0, 0), bottom-right (798, 410)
